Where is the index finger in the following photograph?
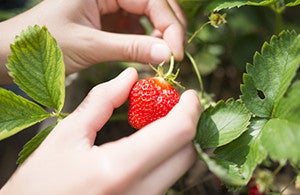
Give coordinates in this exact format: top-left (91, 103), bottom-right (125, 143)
top-left (118, 0), bottom-right (186, 60)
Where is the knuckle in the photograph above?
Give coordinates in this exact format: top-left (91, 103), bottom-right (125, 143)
top-left (123, 38), bottom-right (143, 62)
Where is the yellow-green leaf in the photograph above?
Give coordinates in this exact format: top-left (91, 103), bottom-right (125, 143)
top-left (7, 25), bottom-right (65, 112)
top-left (0, 87), bottom-right (51, 141)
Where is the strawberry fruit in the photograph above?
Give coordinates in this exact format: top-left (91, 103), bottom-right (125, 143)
top-left (128, 77), bottom-right (180, 129)
top-left (128, 57), bottom-right (181, 129)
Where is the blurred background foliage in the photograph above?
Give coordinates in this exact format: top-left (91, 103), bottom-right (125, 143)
top-left (0, 0), bottom-right (41, 20)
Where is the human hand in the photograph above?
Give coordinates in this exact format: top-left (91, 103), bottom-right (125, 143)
top-left (0, 0), bottom-right (186, 77)
top-left (0, 68), bottom-right (201, 195)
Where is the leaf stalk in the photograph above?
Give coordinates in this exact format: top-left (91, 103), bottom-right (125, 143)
top-left (185, 51), bottom-right (205, 95)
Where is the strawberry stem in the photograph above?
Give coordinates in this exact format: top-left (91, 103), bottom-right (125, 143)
top-left (149, 56), bottom-right (184, 89)
top-left (185, 50), bottom-right (205, 95)
top-left (188, 21), bottom-right (210, 44)
top-left (164, 55), bottom-right (174, 78)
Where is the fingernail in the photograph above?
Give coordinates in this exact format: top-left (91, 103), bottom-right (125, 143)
top-left (150, 43), bottom-right (171, 63)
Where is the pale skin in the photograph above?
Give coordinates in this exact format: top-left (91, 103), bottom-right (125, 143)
top-left (0, 0), bottom-right (201, 194)
top-left (1, 68), bottom-right (201, 195)
top-left (0, 0), bottom-right (186, 84)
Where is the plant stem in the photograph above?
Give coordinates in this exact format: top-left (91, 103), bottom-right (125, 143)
top-left (187, 21), bottom-right (211, 44)
top-left (275, 11), bottom-right (282, 34)
top-left (51, 112), bottom-right (69, 121)
top-left (273, 164), bottom-right (283, 176)
top-left (280, 176), bottom-right (297, 194)
top-left (165, 55), bottom-right (175, 77)
top-left (271, 1), bottom-right (284, 34)
top-left (185, 50), bottom-right (205, 95)
top-left (58, 112), bottom-right (69, 118)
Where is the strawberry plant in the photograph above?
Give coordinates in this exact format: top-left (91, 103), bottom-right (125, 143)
top-left (1, 0), bottom-right (300, 194)
top-left (193, 29), bottom-right (300, 190)
top-left (176, 0), bottom-right (300, 193)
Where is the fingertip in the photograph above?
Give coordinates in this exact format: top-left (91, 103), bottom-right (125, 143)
top-left (150, 43), bottom-right (171, 64)
top-left (180, 90), bottom-right (201, 108)
top-left (149, 40), bottom-right (184, 64)
top-left (171, 89), bottom-right (201, 125)
top-left (116, 67), bottom-right (138, 81)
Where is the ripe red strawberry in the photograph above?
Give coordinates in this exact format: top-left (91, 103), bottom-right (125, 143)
top-left (128, 77), bottom-right (180, 129)
top-left (128, 58), bottom-right (181, 129)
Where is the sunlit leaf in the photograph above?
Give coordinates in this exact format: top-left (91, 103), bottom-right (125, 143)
top-left (0, 88), bottom-right (50, 140)
top-left (195, 99), bottom-right (251, 148)
top-left (241, 31), bottom-right (300, 117)
top-left (261, 81), bottom-right (300, 166)
top-left (7, 25), bottom-right (65, 112)
top-left (195, 118), bottom-right (267, 188)
top-left (206, 0), bottom-right (273, 12)
top-left (206, 0), bottom-right (300, 12)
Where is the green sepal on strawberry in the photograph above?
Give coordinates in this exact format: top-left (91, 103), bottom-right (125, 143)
top-left (128, 57), bottom-right (182, 130)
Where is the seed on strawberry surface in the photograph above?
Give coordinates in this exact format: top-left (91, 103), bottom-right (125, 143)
top-left (128, 77), bottom-right (180, 129)
top-left (128, 56), bottom-right (183, 130)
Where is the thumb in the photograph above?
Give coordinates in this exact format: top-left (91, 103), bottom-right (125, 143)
top-left (75, 27), bottom-right (172, 65)
top-left (56, 68), bottom-right (137, 143)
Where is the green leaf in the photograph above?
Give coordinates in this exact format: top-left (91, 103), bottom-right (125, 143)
top-left (17, 124), bottom-right (55, 164)
top-left (206, 0), bottom-right (300, 12)
top-left (240, 31), bottom-right (300, 168)
top-left (260, 81), bottom-right (300, 166)
top-left (261, 119), bottom-right (300, 166)
top-left (214, 119), bottom-right (268, 182)
top-left (206, 0), bottom-right (273, 12)
top-left (0, 87), bottom-right (51, 141)
top-left (195, 99), bottom-right (251, 149)
top-left (285, 0), bottom-right (300, 7)
top-left (194, 118), bottom-right (268, 188)
top-left (241, 31), bottom-right (300, 117)
top-left (7, 25), bottom-right (65, 112)
top-left (274, 80), bottom-right (300, 123)
top-left (206, 0), bottom-right (249, 12)
top-left (195, 144), bottom-right (246, 187)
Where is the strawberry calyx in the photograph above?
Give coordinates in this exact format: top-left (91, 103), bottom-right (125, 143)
top-left (149, 56), bottom-right (184, 89)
